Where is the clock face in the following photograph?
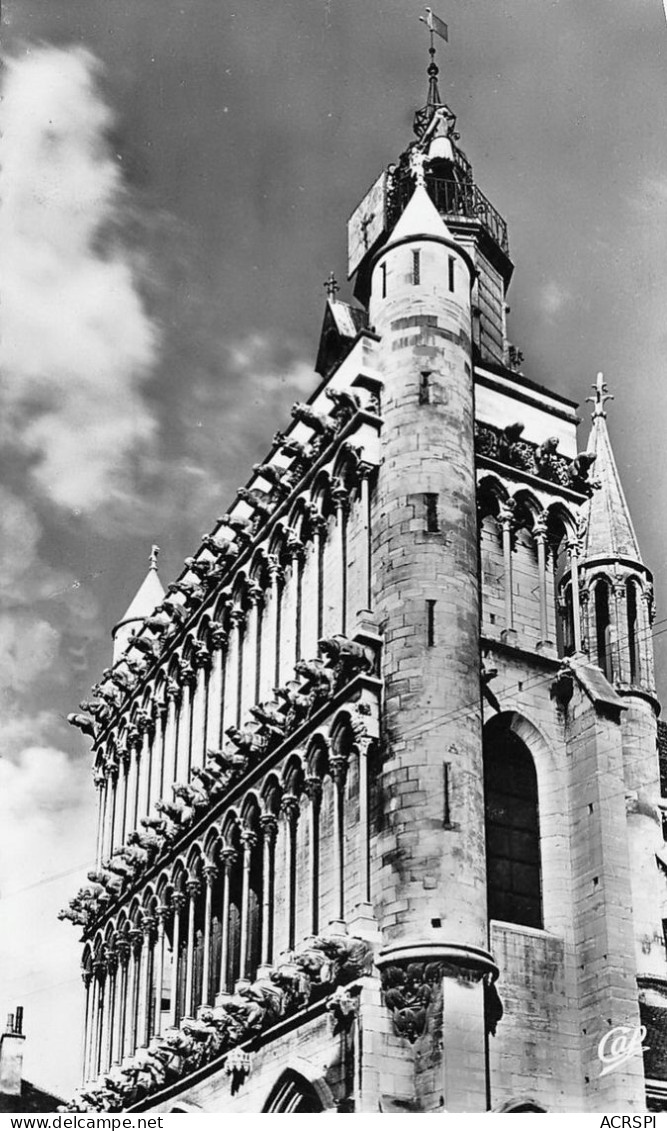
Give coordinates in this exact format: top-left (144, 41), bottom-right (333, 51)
top-left (347, 170), bottom-right (387, 279)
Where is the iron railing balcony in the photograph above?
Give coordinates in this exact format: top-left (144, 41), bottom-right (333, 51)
top-left (389, 174), bottom-right (510, 256)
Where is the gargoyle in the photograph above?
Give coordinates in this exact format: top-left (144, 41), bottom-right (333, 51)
top-left (249, 699), bottom-right (286, 740)
top-left (216, 513), bottom-right (255, 542)
top-left (274, 681), bottom-right (313, 729)
top-left (325, 387), bottom-right (361, 423)
top-left (201, 532), bottom-right (239, 561)
top-left (206, 747), bottom-right (248, 774)
top-left (497, 421), bottom-right (525, 463)
top-left (252, 462), bottom-right (293, 494)
top-left (318, 634), bottom-right (374, 687)
top-left (237, 486), bottom-right (274, 518)
top-left (291, 402), bottom-right (337, 438)
top-left (172, 780), bottom-right (209, 814)
top-left (67, 713), bottom-right (96, 739)
top-left (127, 829), bottom-right (162, 863)
top-left (224, 724), bottom-right (265, 756)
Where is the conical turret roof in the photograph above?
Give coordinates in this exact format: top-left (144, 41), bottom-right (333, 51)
top-left (389, 181), bottom-right (453, 244)
top-left (582, 375), bottom-right (643, 565)
top-left (112, 546), bottom-right (165, 661)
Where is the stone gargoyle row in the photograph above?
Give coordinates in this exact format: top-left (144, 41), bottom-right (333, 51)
top-left (60, 634), bottom-right (376, 932)
top-left (67, 389), bottom-right (377, 748)
top-left (58, 933), bottom-right (373, 1112)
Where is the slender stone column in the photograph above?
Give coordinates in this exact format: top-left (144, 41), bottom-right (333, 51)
top-left (261, 557), bottom-right (282, 700)
top-left (238, 829), bottom-right (257, 983)
top-left (223, 607), bottom-right (244, 735)
top-left (612, 579), bottom-right (626, 683)
top-left (116, 748), bottom-right (130, 846)
top-left (281, 796), bottom-right (299, 950)
top-left (101, 946), bottom-right (117, 1073)
top-left (151, 905), bottom-right (168, 1039)
top-left (217, 847), bottom-right (236, 997)
top-left (499, 500), bottom-right (517, 643)
top-left (533, 515), bottom-right (551, 649)
top-left (94, 773), bottom-right (106, 871)
top-left (137, 725), bottom-right (152, 824)
top-left (331, 755), bottom-right (349, 925)
top-left (91, 959), bottom-right (105, 1081)
top-left (568, 537), bottom-right (583, 652)
top-left (304, 778), bottom-right (322, 935)
top-left (125, 732), bottom-right (140, 837)
top-left (286, 535), bottom-right (305, 667)
top-left (191, 646), bottom-right (211, 771)
top-left (106, 767), bottom-right (119, 857)
top-left (333, 481), bottom-right (350, 636)
top-left (136, 915), bottom-right (155, 1049)
top-left (99, 778), bottom-right (111, 864)
top-left (169, 892), bottom-right (185, 1027)
top-left (241, 583), bottom-right (263, 721)
top-left (259, 815), bottom-right (278, 966)
top-left (207, 625), bottom-right (227, 752)
top-left (113, 939), bottom-right (130, 1066)
top-left (81, 969), bottom-right (93, 1085)
top-left (184, 879), bottom-right (200, 1018)
top-left (359, 464), bottom-right (373, 613)
top-left (356, 738), bottom-right (372, 905)
top-left (177, 663), bottom-right (196, 780)
top-left (153, 704), bottom-right (167, 807)
top-left (640, 587), bottom-right (656, 690)
top-left (201, 864), bottom-right (217, 1006)
top-left (163, 684), bottom-right (181, 795)
top-left (125, 928), bottom-right (143, 1059)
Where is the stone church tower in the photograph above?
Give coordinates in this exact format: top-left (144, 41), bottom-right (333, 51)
top-left (61, 47), bottom-right (667, 1114)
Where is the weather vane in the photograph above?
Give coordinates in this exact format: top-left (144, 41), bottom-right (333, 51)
top-left (414, 8), bottom-right (449, 139)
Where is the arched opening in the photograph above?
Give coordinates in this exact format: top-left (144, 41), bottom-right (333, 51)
top-left (484, 719), bottom-right (542, 929)
top-left (627, 579), bottom-right (640, 684)
top-left (263, 1070), bottom-right (325, 1113)
top-left (594, 578), bottom-right (613, 681)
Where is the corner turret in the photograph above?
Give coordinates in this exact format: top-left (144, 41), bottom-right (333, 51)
top-left (111, 545), bottom-right (165, 663)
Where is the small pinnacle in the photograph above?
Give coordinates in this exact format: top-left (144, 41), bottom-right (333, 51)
top-left (149, 545), bottom-right (160, 571)
top-left (324, 271), bottom-right (339, 299)
top-left (585, 371), bottom-right (614, 420)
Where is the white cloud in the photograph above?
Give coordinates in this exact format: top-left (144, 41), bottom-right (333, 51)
top-left (0, 746), bottom-right (96, 1096)
top-left (0, 45), bottom-right (158, 511)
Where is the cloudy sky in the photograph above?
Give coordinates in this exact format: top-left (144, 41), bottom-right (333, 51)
top-left (1, 0), bottom-right (667, 1099)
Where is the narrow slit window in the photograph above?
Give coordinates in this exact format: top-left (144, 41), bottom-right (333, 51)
top-left (380, 262), bottom-right (387, 298)
top-left (425, 492), bottom-right (439, 532)
top-left (443, 762), bottom-right (452, 826)
top-left (448, 255), bottom-right (455, 292)
top-left (419, 371), bottom-right (432, 405)
top-left (427, 599), bottom-right (436, 646)
top-left (412, 249), bottom-right (421, 286)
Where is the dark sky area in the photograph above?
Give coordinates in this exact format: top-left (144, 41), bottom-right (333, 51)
top-left (1, 0), bottom-right (666, 1095)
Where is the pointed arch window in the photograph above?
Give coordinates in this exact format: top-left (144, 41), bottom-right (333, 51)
top-left (484, 723), bottom-right (542, 929)
top-left (595, 579), bottom-right (613, 681)
top-left (263, 1071), bottom-right (324, 1113)
top-left (627, 579), bottom-right (639, 684)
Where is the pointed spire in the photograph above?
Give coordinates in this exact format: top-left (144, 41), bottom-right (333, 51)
top-left (112, 546), bottom-right (166, 662)
top-left (389, 181), bottom-right (453, 244)
top-left (581, 374), bottom-right (643, 565)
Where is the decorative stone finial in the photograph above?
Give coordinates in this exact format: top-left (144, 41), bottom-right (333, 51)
top-left (586, 372), bottom-right (614, 420)
top-left (149, 544), bottom-right (160, 571)
top-left (324, 271), bottom-right (339, 300)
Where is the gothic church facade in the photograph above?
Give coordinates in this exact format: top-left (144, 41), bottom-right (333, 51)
top-left (61, 58), bottom-right (667, 1114)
